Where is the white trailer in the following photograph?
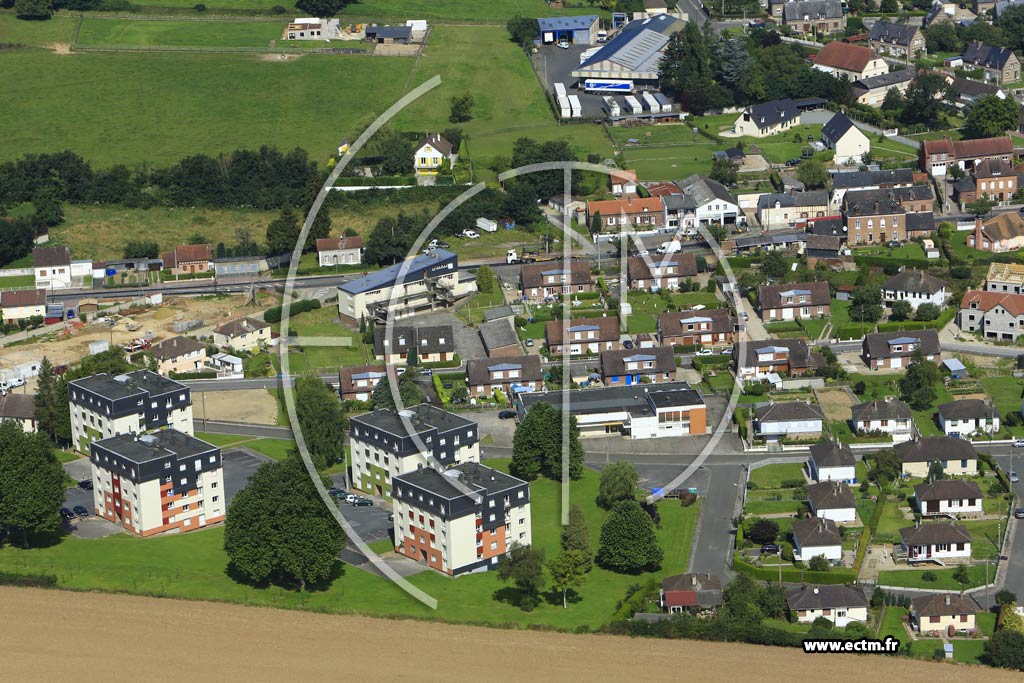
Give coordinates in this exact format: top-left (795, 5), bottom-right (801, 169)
top-left (554, 82), bottom-right (567, 98)
top-left (579, 47), bottom-right (600, 64)
top-left (602, 96), bottom-right (620, 117)
top-left (568, 94), bottom-right (583, 118)
top-left (557, 95), bottom-right (572, 119)
top-left (642, 92), bottom-right (661, 113)
top-left (624, 95), bottom-right (643, 115)
top-left (476, 217), bottom-right (498, 233)
top-left (654, 92), bottom-right (674, 112)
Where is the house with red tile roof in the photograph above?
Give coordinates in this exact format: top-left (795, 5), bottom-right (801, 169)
top-left (316, 235), bottom-right (364, 267)
top-left (812, 41), bottom-right (887, 79)
top-left (586, 195), bottom-right (665, 232)
top-left (161, 244), bottom-right (213, 276)
top-left (959, 289), bottom-right (1024, 341)
top-left (919, 135), bottom-right (1013, 176)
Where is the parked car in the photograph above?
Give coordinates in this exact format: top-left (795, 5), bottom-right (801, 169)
top-left (461, 229), bottom-right (480, 239)
top-left (498, 410), bottom-right (517, 420)
top-left (633, 249), bottom-right (649, 257)
top-left (786, 158), bottom-right (801, 166)
top-left (59, 508), bottom-right (75, 522)
top-left (722, 347), bottom-right (733, 355)
top-left (887, 240), bottom-right (900, 249)
top-left (557, 40), bottom-right (570, 49)
top-left (1013, 439), bottom-right (1024, 448)
top-left (352, 498), bottom-right (374, 507)
top-left (760, 543), bottom-right (780, 554)
top-left (1010, 471), bottom-right (1020, 483)
top-left (77, 479), bottom-right (93, 491)
top-left (623, 339), bottom-right (634, 349)
top-left (1016, 508), bottom-right (1024, 519)
top-left (741, 311), bottom-right (749, 320)
top-left (695, 349), bottom-right (714, 356)
top-left (388, 513), bottom-right (394, 522)
top-left (53, 364), bottom-right (69, 376)
top-left (525, 338), bottom-right (534, 347)
top-left (418, 368), bottom-right (433, 377)
top-left (73, 505), bottom-right (89, 518)
top-left (343, 493), bottom-right (359, 504)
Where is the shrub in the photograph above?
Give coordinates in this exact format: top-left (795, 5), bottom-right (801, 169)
top-left (271, 4), bottom-right (286, 12)
top-left (193, 2), bottom-right (206, 10)
top-left (263, 298), bottom-right (322, 324)
top-left (921, 571), bottom-right (938, 583)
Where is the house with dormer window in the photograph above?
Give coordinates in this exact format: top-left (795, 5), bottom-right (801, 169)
top-left (958, 289), bottom-right (1024, 341)
top-left (658, 308), bottom-right (735, 348)
top-left (627, 253), bottom-right (698, 290)
top-left (861, 329), bottom-right (940, 370)
top-left (599, 346), bottom-right (675, 385)
top-left (545, 316), bottom-right (620, 355)
top-left (466, 356), bottom-right (543, 398)
top-left (734, 338), bottom-right (823, 380)
top-left (757, 281), bottom-right (831, 322)
top-left (373, 324), bottom-right (455, 365)
top-left (520, 260), bottom-right (593, 303)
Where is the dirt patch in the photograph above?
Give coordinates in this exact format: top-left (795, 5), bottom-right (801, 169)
top-left (259, 52), bottom-right (302, 61)
top-left (2, 587), bottom-right (1016, 682)
top-left (43, 42), bottom-right (73, 55)
top-left (818, 387), bottom-right (857, 424)
top-left (194, 389), bottom-right (278, 425)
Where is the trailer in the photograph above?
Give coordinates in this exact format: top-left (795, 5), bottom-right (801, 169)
top-left (554, 82), bottom-right (567, 98)
top-left (654, 92), bottom-right (674, 113)
top-left (642, 92), bottom-right (661, 113)
top-left (557, 94), bottom-right (572, 119)
top-left (476, 217), bottom-right (498, 233)
top-left (578, 47), bottom-right (600, 64)
top-left (602, 96), bottom-right (620, 117)
top-left (507, 249), bottom-right (561, 265)
top-left (568, 95), bottom-right (583, 118)
top-left (623, 95), bottom-right (643, 115)
top-left (583, 78), bottom-right (633, 93)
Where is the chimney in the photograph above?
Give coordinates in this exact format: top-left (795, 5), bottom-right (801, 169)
top-left (945, 594), bottom-right (951, 606)
top-left (691, 575), bottom-right (697, 586)
top-left (974, 217), bottom-right (984, 249)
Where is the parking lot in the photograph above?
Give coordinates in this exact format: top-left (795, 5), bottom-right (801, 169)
top-left (222, 447), bottom-right (271, 505)
top-left (535, 43), bottom-right (608, 118)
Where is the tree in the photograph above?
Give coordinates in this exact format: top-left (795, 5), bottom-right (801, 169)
top-left (914, 302), bottom-right (940, 321)
top-left (31, 186), bottom-right (64, 227)
top-left (870, 448), bottom-right (901, 482)
top-left (449, 93), bottom-right (475, 123)
top-left (900, 72), bottom-right (947, 127)
top-left (660, 22), bottom-right (720, 114)
top-left (548, 549), bottom-right (588, 608)
top-left (966, 196), bottom-right (996, 218)
top-left (849, 285), bottom-right (883, 323)
top-left (0, 422), bottom-right (66, 548)
top-left (880, 0), bottom-right (897, 10)
top-left (709, 157), bottom-right (739, 186)
top-left (964, 95), bottom-right (1019, 139)
top-left (475, 264), bottom-right (496, 293)
top-left (33, 357), bottom-right (59, 443)
top-left (597, 499), bottom-right (663, 573)
top-left (266, 207), bottom-right (300, 257)
top-left (984, 629), bottom-right (1024, 671)
top-left (889, 300), bottom-right (912, 321)
top-left (506, 14), bottom-right (539, 47)
top-left (1001, 4), bottom-right (1024, 52)
top-left (561, 503), bottom-right (593, 571)
top-left (186, 232), bottom-right (209, 245)
top-left (370, 368), bottom-right (424, 410)
top-left (927, 460), bottom-right (946, 482)
top-left (511, 401), bottom-right (584, 481)
top-left (294, 377), bottom-right (346, 471)
top-left (497, 542), bottom-right (546, 611)
top-left (596, 461), bottom-right (639, 509)
top-left (996, 589), bottom-right (1018, 606)
top-left (925, 20), bottom-right (961, 53)
top-left (589, 211), bottom-right (603, 236)
top-left (747, 518), bottom-right (780, 545)
top-left (307, 209), bottom-right (331, 249)
top-left (294, 0), bottom-right (350, 17)
top-left (502, 181), bottom-right (542, 225)
top-left (224, 457), bottom-right (345, 590)
top-left (123, 240), bottom-right (159, 259)
top-left (14, 0), bottom-right (52, 18)
top-left (796, 158), bottom-right (828, 189)
top-left (899, 350), bottom-right (940, 411)
top-left (235, 227), bottom-right (255, 252)
top-left (1000, 601), bottom-right (1024, 633)
top-left (952, 562), bottom-right (971, 593)
top-left (808, 554), bottom-right (830, 571)
top-left (761, 251), bottom-right (788, 279)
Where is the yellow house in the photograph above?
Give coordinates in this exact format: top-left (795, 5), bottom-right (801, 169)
top-left (911, 593), bottom-right (976, 634)
top-left (414, 133), bottom-right (456, 175)
top-left (897, 436), bottom-right (978, 478)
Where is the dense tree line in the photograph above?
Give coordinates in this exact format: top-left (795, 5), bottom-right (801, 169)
top-left (0, 421), bottom-right (67, 548)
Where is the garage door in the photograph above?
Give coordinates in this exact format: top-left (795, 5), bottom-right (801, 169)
top-left (890, 357), bottom-right (902, 369)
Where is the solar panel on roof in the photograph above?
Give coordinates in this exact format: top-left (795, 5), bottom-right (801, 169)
top-left (887, 336), bottom-right (920, 345)
top-left (568, 324), bottom-right (600, 332)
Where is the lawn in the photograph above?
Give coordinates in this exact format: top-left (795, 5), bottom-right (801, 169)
top-left (0, 274), bottom-right (36, 290)
top-left (852, 242), bottom-right (927, 260)
top-left (393, 26), bottom-right (613, 177)
top-left (876, 563), bottom-right (990, 590)
top-left (877, 606), bottom-right (909, 643)
top-left (1, 13), bottom-right (78, 46)
top-left (748, 463), bottom-right (805, 489)
top-left (1, 48), bottom-right (415, 167)
top-left (874, 499), bottom-right (909, 538)
top-left (272, 305), bottom-right (373, 374)
top-left (76, 18), bottom-right (290, 49)
top-left (0, 459), bottom-right (700, 631)
top-left (339, 0), bottom-right (593, 21)
top-left (456, 289), bottom-right (507, 324)
top-left (980, 376), bottom-right (1024, 426)
top-left (960, 519), bottom-right (1003, 560)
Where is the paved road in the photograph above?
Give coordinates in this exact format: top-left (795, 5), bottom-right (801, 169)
top-left (196, 420), bottom-right (293, 440)
top-left (993, 454), bottom-right (1024, 605)
top-left (939, 340), bottom-right (1024, 359)
top-left (689, 463), bottom-right (744, 578)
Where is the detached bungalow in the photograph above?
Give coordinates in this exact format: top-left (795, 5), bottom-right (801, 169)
top-left (0, 289), bottom-right (46, 324)
top-left (850, 398), bottom-right (914, 443)
top-left (791, 516), bottom-right (843, 562)
top-left (733, 99), bottom-right (800, 138)
top-left (900, 521), bottom-right (972, 562)
top-left (914, 479), bottom-right (984, 518)
top-left (787, 584), bottom-right (869, 627)
top-left (896, 436), bottom-right (978, 477)
top-left (968, 213), bottom-right (1024, 253)
top-left (821, 113), bottom-right (870, 166)
top-left (807, 481), bottom-right (857, 523)
top-left (660, 573), bottom-right (723, 613)
top-left (316, 236), bottom-right (363, 268)
top-left (161, 244), bottom-right (213, 276)
top-left (753, 402), bottom-right (825, 442)
top-left (937, 399), bottom-right (1000, 437)
top-left (808, 440), bottom-right (857, 484)
top-left (910, 593), bottom-right (977, 634)
top-left (0, 392), bottom-right (36, 433)
top-left (881, 270), bottom-right (947, 311)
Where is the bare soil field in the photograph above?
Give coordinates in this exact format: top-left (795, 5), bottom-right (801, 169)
top-left (194, 389), bottom-right (279, 424)
top-left (0, 587), bottom-right (1013, 682)
top-left (818, 386), bottom-right (857, 424)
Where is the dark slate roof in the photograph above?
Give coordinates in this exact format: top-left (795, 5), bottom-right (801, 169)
top-left (757, 193), bottom-right (795, 210)
top-left (869, 20), bottom-right (919, 46)
top-left (519, 381), bottom-right (704, 418)
top-left (736, 338), bottom-right (822, 371)
top-left (365, 25), bottom-right (412, 39)
top-left (850, 398), bottom-right (913, 423)
top-left (792, 516), bottom-right (842, 547)
top-left (809, 218), bottom-right (847, 238)
top-left (395, 461), bottom-right (526, 499)
top-left (482, 305), bottom-right (515, 322)
top-left (33, 246), bottom-right (71, 268)
top-left (787, 584), bottom-right (868, 611)
top-left (914, 479), bottom-right (983, 502)
top-left (949, 76), bottom-right (1002, 99)
top-left (937, 399), bottom-right (1000, 421)
top-left (150, 335), bottom-right (205, 361)
top-left (521, 259), bottom-right (592, 291)
top-left (900, 522), bottom-right (972, 546)
top-left (862, 329), bottom-right (941, 359)
top-left (831, 168), bottom-right (915, 190)
top-left (782, 0), bottom-right (843, 20)
top-left (821, 113), bottom-right (857, 144)
top-left (843, 188), bottom-right (905, 215)
top-left (881, 270), bottom-right (946, 295)
top-left (758, 281), bottom-right (831, 310)
top-left (895, 436), bottom-right (977, 464)
top-left (658, 308), bottom-right (734, 338)
top-left (676, 174), bottom-right (736, 206)
top-left (809, 440), bottom-right (856, 468)
top-left (352, 404), bottom-right (475, 437)
top-left (911, 592), bottom-right (978, 617)
top-left (479, 318), bottom-right (520, 353)
top-left (599, 346), bottom-right (676, 377)
top-left (754, 401), bottom-right (825, 423)
top-left (745, 98), bottom-right (800, 128)
top-left (94, 430), bottom-right (216, 465)
top-left (808, 481), bottom-right (856, 510)
top-left (465, 355), bottom-right (542, 387)
top-left (806, 234), bottom-right (842, 253)
top-left (906, 212), bottom-right (936, 233)
top-left (373, 324), bottom-right (456, 357)
top-left (854, 68), bottom-right (915, 90)
top-left (712, 147), bottom-right (746, 161)
top-left (963, 42), bottom-right (1018, 70)
top-left (734, 230), bottom-right (807, 250)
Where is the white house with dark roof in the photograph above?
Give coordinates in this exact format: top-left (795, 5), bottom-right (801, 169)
top-left (821, 113), bottom-right (870, 166)
top-left (787, 584), bottom-right (868, 627)
top-left (32, 246), bottom-right (72, 290)
top-left (675, 174), bottom-right (740, 225)
top-left (373, 324), bottom-right (455, 366)
top-left (937, 399), bottom-right (1000, 437)
top-left (316, 235), bottom-right (363, 267)
top-left (808, 440), bottom-right (857, 483)
top-left (914, 479), bottom-right (983, 517)
top-left (733, 99), bottom-right (800, 138)
top-left (807, 481), bottom-right (857, 522)
top-left (850, 398), bottom-right (914, 443)
top-left (753, 402), bottom-right (825, 441)
top-left (881, 270), bottom-right (947, 311)
top-left (466, 356), bottom-right (543, 399)
top-left (900, 521), bottom-right (972, 562)
top-left (791, 516), bottom-right (843, 562)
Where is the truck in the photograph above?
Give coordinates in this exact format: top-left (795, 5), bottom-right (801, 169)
top-left (557, 94), bottom-right (572, 119)
top-left (641, 92), bottom-right (661, 113)
top-left (122, 338), bottom-right (152, 353)
top-left (656, 239), bottom-right (682, 255)
top-left (623, 95), bottom-right (643, 115)
top-left (506, 249), bottom-right (558, 265)
top-left (568, 94), bottom-right (583, 119)
top-left (583, 78), bottom-right (632, 93)
top-left (554, 82), bottom-right (567, 98)
top-left (602, 96), bottom-right (620, 117)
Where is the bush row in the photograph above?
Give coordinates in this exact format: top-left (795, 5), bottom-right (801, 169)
top-left (263, 298), bottom-right (321, 324)
top-left (732, 554), bottom-right (858, 585)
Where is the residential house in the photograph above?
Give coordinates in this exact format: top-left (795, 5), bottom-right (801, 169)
top-left (805, 234), bottom-right (843, 267)
top-left (586, 195), bottom-right (665, 233)
top-left (791, 516), bottom-right (843, 562)
top-left (33, 246), bottom-right (72, 290)
top-left (788, 585), bottom-right (869, 627)
top-left (733, 99), bottom-right (801, 138)
top-left (392, 462), bottom-right (530, 576)
top-left (753, 402), bottom-right (826, 442)
top-left (829, 167), bottom-right (915, 210)
top-left (627, 252), bottom-right (698, 290)
top-left (517, 381), bottom-right (707, 439)
top-left (945, 76), bottom-right (1006, 109)
top-left (658, 308), bottom-right (735, 348)
top-left (315, 236), bottom-right (364, 268)
top-left (545, 317), bottom-right (620, 355)
top-left (861, 329), bottom-right (941, 370)
top-left (896, 436), bottom-right (978, 477)
top-left (985, 261), bottom-right (1024, 293)
top-left (373, 324), bottom-right (455, 365)
top-left (520, 259), bottom-right (593, 303)
top-left (0, 392), bottom-right (36, 433)
top-left (808, 440), bottom-right (857, 484)
top-left (959, 289), bottom-right (1024, 340)
top-left (160, 244), bottom-right (213, 276)
top-left (88, 430), bottom-right (224, 536)
top-left (660, 573), bottom-right (723, 613)
top-left (910, 593), bottom-right (978, 634)
top-left (807, 481), bottom-right (857, 523)
top-left (283, 17), bottom-right (339, 40)
top-left (869, 21), bottom-right (926, 59)
top-left (0, 289), bottom-right (46, 325)
top-left (338, 365), bottom-right (388, 403)
top-left (937, 399), bottom-right (1000, 437)
top-left (914, 479), bottom-right (984, 518)
top-left (841, 186), bottom-right (934, 245)
top-left (962, 41), bottom-right (1021, 84)
top-left (756, 191), bottom-right (830, 229)
top-left (821, 113), bottom-right (871, 166)
top-left (212, 317), bottom-right (271, 353)
top-left (781, 0), bottom-right (846, 34)
top-left (953, 159), bottom-right (1018, 208)
top-left (900, 521), bottom-right (972, 562)
top-left (850, 398), bottom-right (914, 443)
top-left (728, 229), bottom-right (808, 255)
top-left (479, 318), bottom-right (522, 358)
top-left (734, 338), bottom-right (823, 380)
top-left (920, 136), bottom-right (1013, 176)
top-left (599, 346), bottom-right (676, 385)
top-left (881, 270), bottom-right (948, 311)
top-left (676, 174), bottom-right (741, 226)
top-left (466, 356), bottom-right (543, 399)
top-left (757, 281), bottom-right (831, 322)
top-left (610, 169), bottom-right (639, 196)
top-left (413, 133), bottom-right (456, 176)
top-left (812, 41), bottom-right (888, 80)
top-left (348, 405), bottom-right (479, 499)
top-left (969, 213), bottom-right (1024, 254)
top-left (924, 1), bottom-right (977, 27)
top-left (149, 336), bottom-right (207, 377)
top-left (852, 68), bottom-right (915, 107)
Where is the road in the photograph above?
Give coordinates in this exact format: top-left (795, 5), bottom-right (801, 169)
top-left (195, 419), bottom-right (293, 440)
top-left (993, 454), bottom-right (1023, 607)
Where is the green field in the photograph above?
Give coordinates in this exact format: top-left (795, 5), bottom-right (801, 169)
top-left (0, 13), bottom-right (78, 46)
top-left (110, 0), bottom-right (589, 19)
top-left (877, 563), bottom-right (990, 590)
top-left (748, 463), bottom-right (805, 489)
top-left (76, 17), bottom-right (291, 49)
top-left (272, 305), bottom-right (373, 373)
top-left (0, 459), bottom-right (699, 631)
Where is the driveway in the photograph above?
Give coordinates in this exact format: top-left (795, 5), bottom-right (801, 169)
top-left (222, 447), bottom-right (272, 505)
top-left (398, 310), bottom-right (485, 361)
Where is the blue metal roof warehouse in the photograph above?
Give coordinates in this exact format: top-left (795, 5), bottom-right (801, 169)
top-left (537, 15), bottom-right (599, 44)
